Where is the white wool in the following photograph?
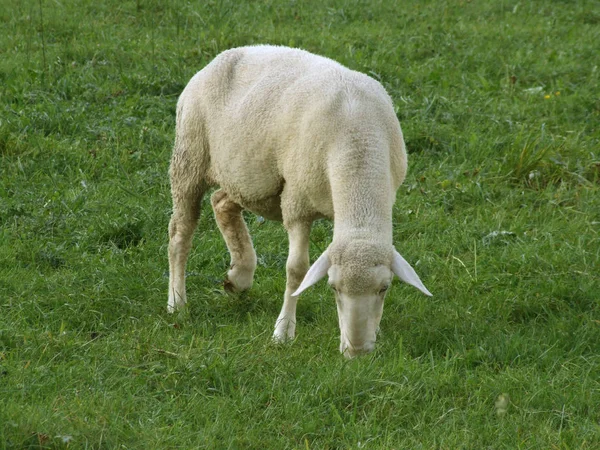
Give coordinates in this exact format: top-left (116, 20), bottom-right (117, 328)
top-left (167, 46), bottom-right (431, 357)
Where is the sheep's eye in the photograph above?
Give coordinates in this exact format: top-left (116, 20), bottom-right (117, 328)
top-left (378, 286), bottom-right (390, 295)
top-left (330, 285), bottom-right (338, 293)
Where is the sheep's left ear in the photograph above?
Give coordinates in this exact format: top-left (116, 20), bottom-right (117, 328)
top-left (392, 249), bottom-right (433, 296)
top-left (292, 250), bottom-right (331, 297)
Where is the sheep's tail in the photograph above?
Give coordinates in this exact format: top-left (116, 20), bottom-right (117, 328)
top-left (169, 98), bottom-right (210, 195)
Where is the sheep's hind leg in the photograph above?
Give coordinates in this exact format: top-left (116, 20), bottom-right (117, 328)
top-left (211, 190), bottom-right (257, 293)
top-left (273, 221), bottom-right (311, 342)
top-left (168, 184), bottom-right (205, 313)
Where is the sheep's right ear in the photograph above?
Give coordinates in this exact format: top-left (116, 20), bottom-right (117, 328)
top-left (292, 250), bottom-right (331, 297)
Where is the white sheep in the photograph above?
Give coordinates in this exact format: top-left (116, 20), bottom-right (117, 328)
top-left (168, 45), bottom-right (432, 357)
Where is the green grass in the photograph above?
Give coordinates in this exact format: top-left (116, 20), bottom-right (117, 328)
top-left (1, 0), bottom-right (599, 448)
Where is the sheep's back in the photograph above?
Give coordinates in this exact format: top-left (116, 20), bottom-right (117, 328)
top-left (178, 45), bottom-right (406, 218)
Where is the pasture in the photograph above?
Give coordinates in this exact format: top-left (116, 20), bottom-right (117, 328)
top-left (1, 0), bottom-right (599, 447)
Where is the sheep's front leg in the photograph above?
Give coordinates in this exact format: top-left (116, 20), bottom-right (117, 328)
top-left (273, 222), bottom-right (311, 342)
top-left (211, 190), bottom-right (257, 292)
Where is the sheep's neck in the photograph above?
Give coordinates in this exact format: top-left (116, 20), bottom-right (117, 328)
top-left (329, 155), bottom-right (394, 245)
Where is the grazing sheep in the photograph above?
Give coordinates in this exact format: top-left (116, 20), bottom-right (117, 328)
top-left (168, 45), bottom-right (432, 357)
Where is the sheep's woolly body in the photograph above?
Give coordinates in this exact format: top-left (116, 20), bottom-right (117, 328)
top-left (174, 45), bottom-right (406, 223)
top-left (168, 45), bottom-right (429, 357)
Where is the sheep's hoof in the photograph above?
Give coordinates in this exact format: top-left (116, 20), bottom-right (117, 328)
top-left (273, 319), bottom-right (296, 343)
top-left (167, 301), bottom-right (186, 314)
top-left (167, 294), bottom-right (186, 313)
top-left (272, 332), bottom-right (285, 344)
top-left (223, 267), bottom-right (254, 294)
top-left (223, 277), bottom-right (252, 294)
top-left (223, 278), bottom-right (240, 294)
top-left (272, 331), bottom-right (295, 344)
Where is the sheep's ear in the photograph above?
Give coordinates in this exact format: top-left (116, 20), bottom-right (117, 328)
top-left (392, 249), bottom-right (432, 296)
top-left (292, 250), bottom-right (331, 297)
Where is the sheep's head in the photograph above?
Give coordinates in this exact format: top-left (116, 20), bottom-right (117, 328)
top-left (292, 240), bottom-right (431, 358)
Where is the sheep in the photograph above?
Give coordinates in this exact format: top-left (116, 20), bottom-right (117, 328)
top-left (168, 45), bottom-right (432, 357)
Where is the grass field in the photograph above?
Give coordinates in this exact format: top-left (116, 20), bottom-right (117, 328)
top-left (1, 0), bottom-right (599, 448)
